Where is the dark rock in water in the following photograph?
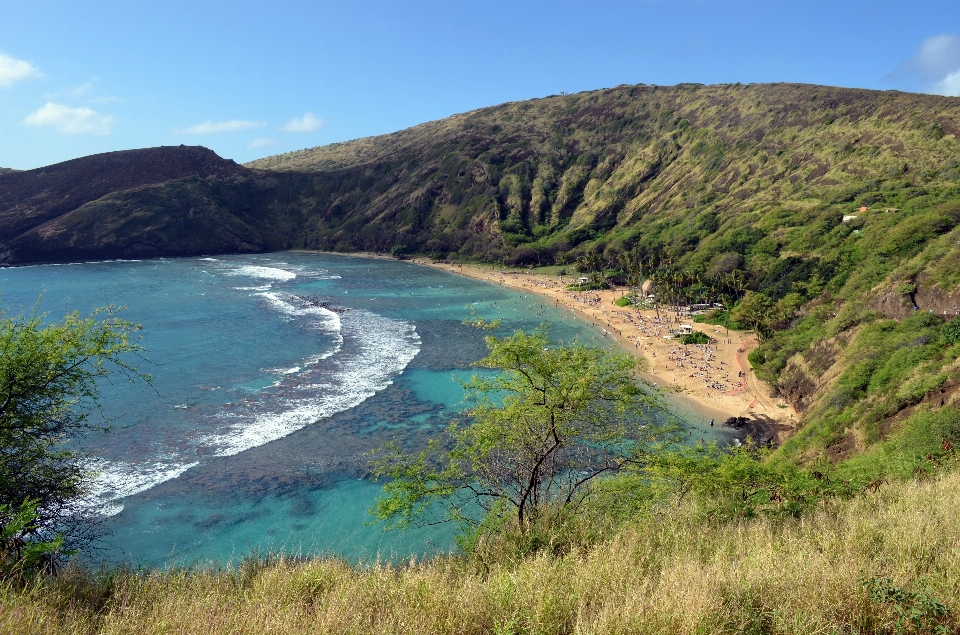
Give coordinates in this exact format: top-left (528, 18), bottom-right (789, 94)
top-left (721, 414), bottom-right (791, 448)
top-left (295, 294), bottom-right (349, 313)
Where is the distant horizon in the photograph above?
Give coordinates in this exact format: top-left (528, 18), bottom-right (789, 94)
top-left (6, 79), bottom-right (959, 172)
top-left (3, 0), bottom-right (959, 169)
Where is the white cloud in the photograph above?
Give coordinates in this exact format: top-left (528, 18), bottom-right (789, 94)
top-left (280, 112), bottom-right (323, 133)
top-left (178, 119), bottom-right (267, 134)
top-left (22, 102), bottom-right (113, 135)
top-left (935, 69), bottom-right (960, 97)
top-left (246, 137), bottom-right (275, 149)
top-left (0, 53), bottom-right (41, 88)
top-left (910, 34), bottom-right (960, 79)
top-left (889, 34), bottom-right (960, 95)
top-left (89, 95), bottom-right (122, 104)
top-left (68, 81), bottom-right (95, 97)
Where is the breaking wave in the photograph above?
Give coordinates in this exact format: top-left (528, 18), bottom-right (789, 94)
top-left (227, 265), bottom-right (297, 281)
top-left (201, 307), bottom-right (420, 457)
top-left (85, 291), bottom-right (419, 516)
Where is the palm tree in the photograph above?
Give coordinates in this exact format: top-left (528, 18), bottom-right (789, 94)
top-left (575, 252), bottom-right (606, 288)
top-left (626, 261), bottom-right (644, 303)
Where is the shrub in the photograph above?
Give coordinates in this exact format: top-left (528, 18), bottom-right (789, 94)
top-left (943, 319), bottom-right (960, 344)
top-left (680, 331), bottom-right (710, 345)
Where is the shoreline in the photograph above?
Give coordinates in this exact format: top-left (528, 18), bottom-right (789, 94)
top-left (300, 251), bottom-right (799, 442)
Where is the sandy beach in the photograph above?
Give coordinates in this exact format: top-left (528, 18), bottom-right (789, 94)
top-left (300, 251), bottom-right (799, 442)
top-left (413, 260), bottom-right (799, 441)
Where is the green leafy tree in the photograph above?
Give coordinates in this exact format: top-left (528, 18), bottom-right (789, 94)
top-left (574, 253), bottom-right (606, 287)
top-left (731, 291), bottom-right (775, 341)
top-left (371, 325), bottom-right (675, 538)
top-left (680, 331), bottom-right (711, 345)
top-left (0, 499), bottom-right (65, 578)
top-left (0, 304), bottom-right (147, 570)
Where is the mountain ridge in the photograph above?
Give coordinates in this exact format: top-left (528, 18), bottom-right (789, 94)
top-left (5, 83), bottom-right (960, 267)
top-left (3, 83), bottom-right (960, 464)
top-left (0, 146), bottom-right (286, 262)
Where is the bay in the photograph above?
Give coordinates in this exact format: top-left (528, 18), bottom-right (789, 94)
top-left (0, 252), bottom-right (732, 566)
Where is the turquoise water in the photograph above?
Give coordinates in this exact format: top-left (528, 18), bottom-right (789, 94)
top-left (0, 252), bottom-right (732, 566)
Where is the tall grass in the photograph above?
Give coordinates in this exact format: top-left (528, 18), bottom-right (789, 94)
top-left (4, 468), bottom-right (959, 634)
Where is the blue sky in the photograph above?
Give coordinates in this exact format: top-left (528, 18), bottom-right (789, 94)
top-left (1, 0), bottom-right (959, 170)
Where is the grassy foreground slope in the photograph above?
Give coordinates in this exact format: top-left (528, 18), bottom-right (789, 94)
top-left (5, 466), bottom-right (959, 634)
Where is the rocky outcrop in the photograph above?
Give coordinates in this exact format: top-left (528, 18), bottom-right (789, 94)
top-left (777, 339), bottom-right (842, 414)
top-left (723, 415), bottom-right (793, 447)
top-left (868, 274), bottom-right (960, 320)
top-left (867, 289), bottom-right (914, 320)
top-left (914, 275), bottom-right (960, 318)
top-left (778, 364), bottom-right (819, 414)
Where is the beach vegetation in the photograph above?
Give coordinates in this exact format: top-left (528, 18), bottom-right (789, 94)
top-left (0, 304), bottom-right (147, 574)
top-left (730, 291), bottom-right (774, 341)
top-left (679, 331), bottom-right (710, 345)
top-left (693, 309), bottom-right (744, 331)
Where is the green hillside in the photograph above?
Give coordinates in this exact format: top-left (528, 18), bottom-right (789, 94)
top-left (249, 82), bottom-right (960, 469)
top-left (4, 82), bottom-right (960, 466)
top-left (247, 83), bottom-right (960, 265)
top-left (5, 83), bottom-right (960, 632)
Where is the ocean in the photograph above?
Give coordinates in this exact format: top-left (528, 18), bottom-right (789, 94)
top-left (0, 252), bottom-right (732, 566)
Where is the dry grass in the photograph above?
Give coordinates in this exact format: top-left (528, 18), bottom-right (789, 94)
top-left (3, 470), bottom-right (960, 634)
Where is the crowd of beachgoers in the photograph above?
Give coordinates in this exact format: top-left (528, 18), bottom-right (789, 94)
top-left (336, 255), bottom-right (797, 436)
top-left (412, 263), bottom-right (799, 436)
